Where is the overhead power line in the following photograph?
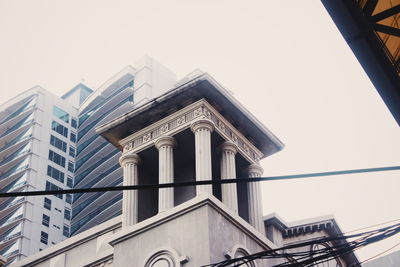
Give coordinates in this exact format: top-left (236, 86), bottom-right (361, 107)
top-left (203, 222), bottom-right (400, 267)
top-left (0, 165), bottom-right (399, 198)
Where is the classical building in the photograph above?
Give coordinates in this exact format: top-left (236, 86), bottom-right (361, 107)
top-left (11, 70), bottom-right (359, 266)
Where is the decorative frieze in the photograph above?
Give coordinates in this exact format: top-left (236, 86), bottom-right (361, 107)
top-left (120, 99), bottom-right (263, 164)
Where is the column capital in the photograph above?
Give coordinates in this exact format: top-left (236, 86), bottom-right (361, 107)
top-left (155, 135), bottom-right (176, 150)
top-left (119, 153), bottom-right (141, 167)
top-left (190, 119), bottom-right (214, 133)
top-left (220, 141), bottom-right (237, 154)
top-left (248, 164), bottom-right (264, 177)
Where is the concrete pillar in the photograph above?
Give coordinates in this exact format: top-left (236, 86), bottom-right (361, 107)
top-left (220, 141), bottom-right (238, 213)
top-left (155, 135), bottom-right (176, 212)
top-left (248, 163), bottom-right (265, 234)
top-left (191, 119), bottom-right (214, 195)
top-left (119, 153), bottom-right (141, 228)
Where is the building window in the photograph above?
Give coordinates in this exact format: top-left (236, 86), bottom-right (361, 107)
top-left (40, 231), bottom-right (48, 245)
top-left (225, 245), bottom-right (255, 267)
top-left (64, 209), bottom-right (71, 220)
top-left (53, 106), bottom-right (69, 123)
top-left (43, 197), bottom-right (51, 210)
top-left (66, 194), bottom-right (72, 204)
top-left (51, 121), bottom-right (68, 137)
top-left (47, 165), bottom-right (65, 183)
top-left (63, 225), bottom-right (69, 237)
top-left (48, 150), bottom-right (66, 167)
top-left (67, 176), bottom-right (74, 188)
top-left (144, 249), bottom-right (185, 267)
top-left (71, 118), bottom-right (77, 129)
top-left (50, 135), bottom-right (67, 152)
top-left (46, 181), bottom-right (63, 199)
top-left (42, 214), bottom-right (50, 227)
top-left (70, 132), bottom-right (77, 143)
top-left (69, 146), bottom-right (75, 158)
top-left (68, 161), bottom-right (74, 173)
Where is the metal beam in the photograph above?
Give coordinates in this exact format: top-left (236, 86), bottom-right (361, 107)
top-left (363, 0), bottom-right (379, 16)
top-left (374, 23), bottom-right (400, 37)
top-left (372, 5), bottom-right (400, 22)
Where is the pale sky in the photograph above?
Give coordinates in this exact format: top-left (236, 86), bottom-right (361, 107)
top-left (1, 0), bottom-right (399, 262)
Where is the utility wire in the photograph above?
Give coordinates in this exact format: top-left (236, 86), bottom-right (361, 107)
top-left (0, 166), bottom-right (399, 198)
top-left (203, 222), bottom-right (400, 267)
top-left (358, 241), bottom-right (400, 265)
top-left (344, 218), bottom-right (400, 235)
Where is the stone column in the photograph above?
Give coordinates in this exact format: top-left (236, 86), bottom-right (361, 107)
top-left (220, 141), bottom-right (238, 213)
top-left (248, 163), bottom-right (265, 234)
top-left (191, 119), bottom-right (214, 195)
top-left (155, 135), bottom-right (176, 212)
top-left (119, 153), bottom-right (141, 228)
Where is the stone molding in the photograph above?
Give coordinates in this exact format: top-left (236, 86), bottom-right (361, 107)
top-left (120, 99), bottom-right (263, 164)
top-left (220, 141), bottom-right (238, 155)
top-left (190, 118), bottom-right (214, 133)
top-left (248, 164), bottom-right (264, 177)
top-left (119, 153), bottom-right (141, 167)
top-left (143, 247), bottom-right (188, 267)
top-left (154, 135), bottom-right (177, 150)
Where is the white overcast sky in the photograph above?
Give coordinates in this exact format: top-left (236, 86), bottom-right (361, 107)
top-left (0, 0), bottom-right (399, 262)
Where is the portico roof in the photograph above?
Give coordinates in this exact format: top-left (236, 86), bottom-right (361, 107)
top-left (96, 73), bottom-right (284, 158)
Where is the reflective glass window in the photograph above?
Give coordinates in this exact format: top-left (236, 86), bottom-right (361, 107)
top-left (50, 135), bottom-right (67, 152)
top-left (40, 231), bottom-right (48, 244)
top-left (45, 181), bottom-right (63, 199)
top-left (71, 118), bottom-right (77, 129)
top-left (70, 132), bottom-right (76, 143)
top-left (68, 161), bottom-right (74, 173)
top-left (42, 214), bottom-right (50, 227)
top-left (63, 225), bottom-right (69, 237)
top-left (48, 150), bottom-right (66, 167)
top-left (44, 197), bottom-right (51, 210)
top-left (53, 106), bottom-right (69, 123)
top-left (47, 165), bottom-right (65, 183)
top-left (69, 146), bottom-right (75, 158)
top-left (51, 121), bottom-right (68, 137)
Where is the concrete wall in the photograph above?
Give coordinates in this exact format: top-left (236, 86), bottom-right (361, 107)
top-left (110, 195), bottom-right (279, 267)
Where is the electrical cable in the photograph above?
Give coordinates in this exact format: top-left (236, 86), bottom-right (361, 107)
top-left (204, 222), bottom-right (400, 267)
top-left (357, 241), bottom-right (400, 265)
top-left (0, 166), bottom-right (399, 198)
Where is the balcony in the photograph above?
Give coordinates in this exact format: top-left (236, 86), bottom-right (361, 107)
top-left (0, 208), bottom-right (23, 230)
top-left (0, 113), bottom-right (34, 140)
top-left (0, 177), bottom-right (27, 194)
top-left (0, 198), bottom-right (24, 214)
top-left (0, 147), bottom-right (30, 171)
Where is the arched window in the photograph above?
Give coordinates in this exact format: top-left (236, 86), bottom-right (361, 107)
top-left (144, 247), bottom-right (188, 267)
top-left (311, 244), bottom-right (342, 267)
top-left (225, 245), bottom-right (257, 267)
top-left (150, 257), bottom-right (173, 267)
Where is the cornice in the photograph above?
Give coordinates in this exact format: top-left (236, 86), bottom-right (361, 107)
top-left (120, 99), bottom-right (263, 164)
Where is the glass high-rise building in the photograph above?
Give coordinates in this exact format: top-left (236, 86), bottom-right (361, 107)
top-left (0, 56), bottom-right (177, 264)
top-left (0, 86), bottom-right (80, 265)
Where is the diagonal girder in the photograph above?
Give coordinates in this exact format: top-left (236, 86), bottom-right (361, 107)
top-left (363, 0), bottom-right (379, 16)
top-left (374, 23), bottom-right (400, 37)
top-left (372, 5), bottom-right (400, 22)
